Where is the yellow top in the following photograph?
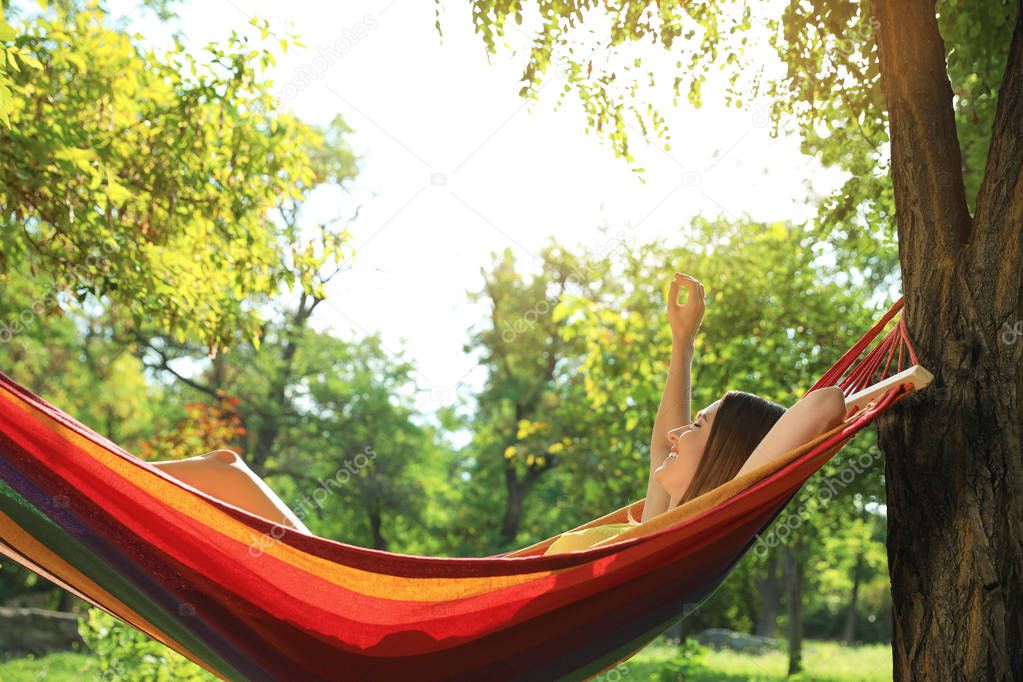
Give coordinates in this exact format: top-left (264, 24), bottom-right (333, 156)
top-left (542, 517), bottom-right (642, 556)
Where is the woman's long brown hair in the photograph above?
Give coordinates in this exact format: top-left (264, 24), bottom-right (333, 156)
top-left (676, 390), bottom-right (786, 506)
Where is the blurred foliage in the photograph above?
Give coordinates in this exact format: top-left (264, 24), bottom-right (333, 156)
top-left (78, 609), bottom-right (215, 681)
top-left (0, 4), bottom-right (44, 127)
top-left (452, 239), bottom-right (614, 551)
top-left (138, 397), bottom-right (247, 460)
top-left (135, 296), bottom-right (441, 551)
top-left (0, 271), bottom-right (170, 448)
top-left (655, 637), bottom-right (708, 682)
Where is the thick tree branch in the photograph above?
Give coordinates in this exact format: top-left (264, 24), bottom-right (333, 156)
top-left (143, 342), bottom-right (224, 400)
top-left (873, 0), bottom-right (974, 307)
top-left (973, 1), bottom-right (1023, 323)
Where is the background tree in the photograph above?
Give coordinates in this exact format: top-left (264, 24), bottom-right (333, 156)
top-left (135, 284), bottom-right (436, 551)
top-left (456, 242), bottom-right (614, 550)
top-left (0, 3), bottom-right (348, 349)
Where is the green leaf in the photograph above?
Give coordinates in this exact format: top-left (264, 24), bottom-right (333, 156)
top-left (16, 51), bottom-right (43, 70)
top-left (0, 19), bottom-right (16, 42)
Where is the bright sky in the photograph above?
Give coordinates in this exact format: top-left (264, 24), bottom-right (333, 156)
top-left (109, 0), bottom-right (847, 442)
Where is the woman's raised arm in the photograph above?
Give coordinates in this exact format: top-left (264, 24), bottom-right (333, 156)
top-left (642, 274), bottom-right (705, 523)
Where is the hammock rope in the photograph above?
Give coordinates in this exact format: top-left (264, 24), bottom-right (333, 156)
top-left (0, 297), bottom-right (927, 682)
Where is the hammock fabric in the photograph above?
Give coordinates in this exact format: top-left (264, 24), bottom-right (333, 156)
top-left (0, 297), bottom-right (922, 681)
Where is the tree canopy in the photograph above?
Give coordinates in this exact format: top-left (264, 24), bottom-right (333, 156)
top-left (0, 4), bottom-right (353, 349)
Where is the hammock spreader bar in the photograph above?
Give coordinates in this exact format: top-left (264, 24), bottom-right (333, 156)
top-left (0, 298), bottom-right (929, 682)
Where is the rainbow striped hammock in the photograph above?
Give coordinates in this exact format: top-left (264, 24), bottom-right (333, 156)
top-left (0, 298), bottom-right (931, 681)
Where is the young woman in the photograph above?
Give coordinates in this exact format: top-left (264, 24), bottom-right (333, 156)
top-left (541, 273), bottom-right (847, 554)
top-left (149, 272), bottom-right (847, 552)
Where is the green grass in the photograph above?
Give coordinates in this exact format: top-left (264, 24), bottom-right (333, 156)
top-left (0, 651), bottom-right (99, 681)
top-left (626, 639), bottom-right (892, 682)
top-left (0, 639), bottom-right (891, 681)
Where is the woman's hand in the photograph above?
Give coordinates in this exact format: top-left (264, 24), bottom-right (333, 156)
top-left (667, 273), bottom-right (705, 344)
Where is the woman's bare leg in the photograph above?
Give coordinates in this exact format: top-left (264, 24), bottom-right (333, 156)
top-left (151, 450), bottom-right (312, 534)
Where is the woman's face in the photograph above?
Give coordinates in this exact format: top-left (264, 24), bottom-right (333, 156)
top-left (653, 400), bottom-right (721, 497)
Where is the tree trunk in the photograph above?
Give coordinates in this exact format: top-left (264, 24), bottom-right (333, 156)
top-left (660, 619), bottom-right (684, 645)
top-left (873, 1), bottom-right (1023, 679)
top-left (368, 506), bottom-right (388, 551)
top-left (56, 589), bottom-right (77, 612)
top-left (249, 293), bottom-right (318, 474)
top-left (499, 434), bottom-right (552, 545)
top-left (756, 548), bottom-right (782, 638)
top-left (784, 546), bottom-right (804, 676)
top-left (842, 552), bottom-right (863, 645)
top-left (500, 465), bottom-right (526, 545)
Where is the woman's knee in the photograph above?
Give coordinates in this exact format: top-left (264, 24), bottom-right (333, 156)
top-left (204, 449), bottom-right (240, 464)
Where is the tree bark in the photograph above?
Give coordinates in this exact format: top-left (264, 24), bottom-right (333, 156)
top-left (873, 1), bottom-right (1023, 679)
top-left (56, 589), bottom-right (78, 612)
top-left (784, 545), bottom-right (804, 676)
top-left (842, 552), bottom-right (863, 645)
top-left (495, 387), bottom-right (562, 545)
top-left (500, 468), bottom-right (524, 545)
top-left (500, 463), bottom-right (542, 545)
top-left (755, 548), bottom-right (782, 638)
top-left (368, 506), bottom-right (389, 551)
